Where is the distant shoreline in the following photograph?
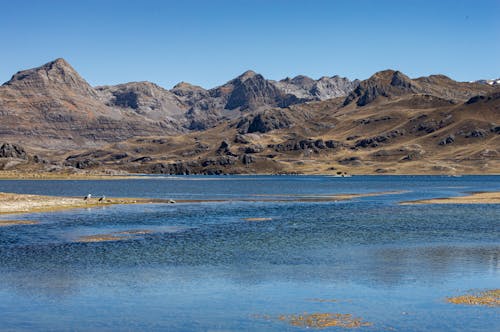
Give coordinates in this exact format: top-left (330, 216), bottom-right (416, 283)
top-left (1, 171), bottom-right (499, 180)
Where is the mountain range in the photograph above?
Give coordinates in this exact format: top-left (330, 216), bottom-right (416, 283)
top-left (0, 58), bottom-right (498, 175)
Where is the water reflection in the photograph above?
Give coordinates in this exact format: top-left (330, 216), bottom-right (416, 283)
top-left (1, 244), bottom-right (498, 298)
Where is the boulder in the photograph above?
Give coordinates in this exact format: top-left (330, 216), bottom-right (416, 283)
top-left (439, 135), bottom-right (455, 145)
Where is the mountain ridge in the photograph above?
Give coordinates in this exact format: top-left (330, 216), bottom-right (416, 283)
top-left (0, 58), bottom-right (498, 175)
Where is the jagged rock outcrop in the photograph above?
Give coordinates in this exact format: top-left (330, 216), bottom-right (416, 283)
top-left (354, 130), bottom-right (406, 148)
top-left (0, 143), bottom-right (28, 159)
top-left (236, 109), bottom-right (295, 134)
top-left (466, 91), bottom-right (500, 105)
top-left (269, 138), bottom-right (342, 152)
top-left (439, 135), bottom-right (455, 145)
top-left (274, 75), bottom-right (358, 100)
top-left (242, 144), bottom-right (264, 154)
top-left (216, 139), bottom-right (236, 156)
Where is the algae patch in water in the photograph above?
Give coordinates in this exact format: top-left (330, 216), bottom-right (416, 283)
top-left (0, 220), bottom-right (38, 226)
top-left (77, 234), bottom-right (129, 242)
top-left (447, 289), bottom-right (500, 307)
top-left (243, 217), bottom-right (273, 222)
top-left (257, 312), bottom-right (372, 329)
top-left (76, 229), bottom-right (153, 243)
top-left (280, 313), bottom-right (372, 329)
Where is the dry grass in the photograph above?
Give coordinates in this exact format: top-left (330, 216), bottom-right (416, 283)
top-left (447, 289), bottom-right (500, 307)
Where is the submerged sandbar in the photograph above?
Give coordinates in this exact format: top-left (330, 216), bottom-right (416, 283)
top-left (0, 219), bottom-right (38, 226)
top-left (0, 190), bottom-right (408, 215)
top-left (401, 191), bottom-right (500, 205)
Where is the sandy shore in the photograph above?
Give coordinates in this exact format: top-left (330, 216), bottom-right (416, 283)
top-left (0, 192), bottom-right (180, 215)
top-left (401, 191), bottom-right (500, 205)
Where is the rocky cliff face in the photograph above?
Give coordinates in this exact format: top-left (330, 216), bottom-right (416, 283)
top-left (274, 75), bottom-right (359, 100)
top-left (96, 81), bottom-right (188, 125)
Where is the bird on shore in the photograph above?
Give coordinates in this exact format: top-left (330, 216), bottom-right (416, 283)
top-left (98, 195), bottom-right (106, 203)
top-left (83, 193), bottom-right (92, 203)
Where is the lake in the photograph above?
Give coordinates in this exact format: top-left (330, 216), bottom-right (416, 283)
top-left (0, 175), bottom-right (499, 331)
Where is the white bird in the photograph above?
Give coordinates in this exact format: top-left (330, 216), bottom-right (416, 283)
top-left (83, 194), bottom-right (92, 202)
top-left (98, 195), bottom-right (106, 203)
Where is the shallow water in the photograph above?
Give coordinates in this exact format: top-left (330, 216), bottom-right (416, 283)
top-left (0, 176), bottom-right (499, 331)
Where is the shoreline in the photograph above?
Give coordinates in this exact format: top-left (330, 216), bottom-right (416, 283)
top-left (1, 172), bottom-right (500, 180)
top-left (0, 192), bottom-right (185, 215)
top-left (2, 190), bottom-right (498, 216)
top-left (0, 191), bottom-right (405, 215)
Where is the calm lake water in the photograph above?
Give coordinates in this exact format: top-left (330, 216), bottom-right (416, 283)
top-left (0, 175), bottom-right (499, 331)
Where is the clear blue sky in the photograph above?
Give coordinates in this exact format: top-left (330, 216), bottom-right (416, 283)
top-left (0, 0), bottom-right (498, 89)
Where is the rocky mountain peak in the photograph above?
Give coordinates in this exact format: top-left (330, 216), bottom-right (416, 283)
top-left (171, 82), bottom-right (208, 96)
top-left (225, 72), bottom-right (294, 110)
top-left (343, 69), bottom-right (419, 107)
top-left (290, 75), bottom-right (315, 85)
top-left (237, 70), bottom-right (258, 82)
top-left (390, 71), bottom-right (413, 88)
top-left (4, 58), bottom-right (98, 98)
top-left (473, 78), bottom-right (500, 86)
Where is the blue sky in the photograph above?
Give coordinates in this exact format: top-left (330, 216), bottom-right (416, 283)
top-left (0, 0), bottom-right (498, 88)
